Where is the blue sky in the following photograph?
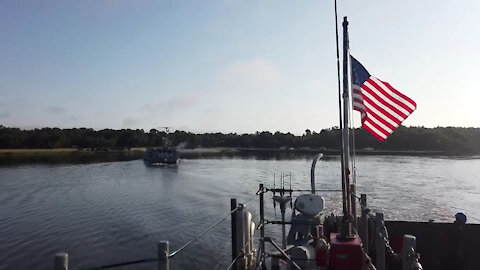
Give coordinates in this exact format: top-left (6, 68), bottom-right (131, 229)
top-left (1, 0), bottom-right (479, 134)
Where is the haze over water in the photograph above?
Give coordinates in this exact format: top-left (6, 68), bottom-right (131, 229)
top-left (1, 156), bottom-right (479, 269)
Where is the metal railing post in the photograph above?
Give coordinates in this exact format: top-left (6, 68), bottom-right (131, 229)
top-left (158, 241), bottom-right (169, 270)
top-left (360, 194), bottom-right (369, 253)
top-left (259, 184), bottom-right (265, 261)
top-left (54, 252), bottom-right (68, 270)
top-left (402, 235), bottom-right (416, 270)
top-left (351, 184), bottom-right (357, 229)
top-left (375, 212), bottom-right (385, 270)
top-left (231, 198), bottom-right (238, 270)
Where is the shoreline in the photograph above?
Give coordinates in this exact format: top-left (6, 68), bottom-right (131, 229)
top-left (0, 147), bottom-right (476, 165)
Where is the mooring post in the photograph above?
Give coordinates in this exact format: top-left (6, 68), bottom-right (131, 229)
top-left (54, 252), bottom-right (68, 270)
top-left (402, 235), bottom-right (416, 270)
top-left (375, 212), bottom-right (386, 270)
top-left (360, 194), bottom-right (369, 253)
top-left (158, 241), bottom-right (169, 270)
top-left (231, 198), bottom-right (238, 270)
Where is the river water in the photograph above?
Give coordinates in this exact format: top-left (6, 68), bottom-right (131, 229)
top-left (1, 156), bottom-right (479, 270)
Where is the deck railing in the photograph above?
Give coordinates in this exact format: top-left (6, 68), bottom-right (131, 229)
top-left (53, 190), bottom-right (423, 270)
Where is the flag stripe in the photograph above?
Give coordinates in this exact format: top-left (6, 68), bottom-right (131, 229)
top-left (382, 80), bottom-right (417, 109)
top-left (361, 88), bottom-right (402, 126)
top-left (361, 85), bottom-right (406, 122)
top-left (364, 106), bottom-right (397, 131)
top-left (363, 80), bottom-right (410, 117)
top-left (367, 78), bottom-right (414, 114)
top-left (352, 84), bottom-right (365, 112)
top-left (363, 121), bottom-right (387, 141)
top-left (369, 79), bottom-right (413, 115)
top-left (365, 118), bottom-right (390, 138)
top-left (366, 113), bottom-right (393, 134)
top-left (365, 119), bottom-right (389, 139)
top-left (369, 77), bottom-right (416, 111)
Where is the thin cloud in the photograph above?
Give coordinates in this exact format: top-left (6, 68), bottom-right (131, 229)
top-left (0, 112), bottom-right (10, 118)
top-left (46, 106), bottom-right (66, 114)
top-left (217, 58), bottom-right (284, 92)
top-left (140, 95), bottom-right (197, 118)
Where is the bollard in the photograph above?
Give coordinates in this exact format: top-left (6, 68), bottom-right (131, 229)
top-left (54, 252), bottom-right (68, 270)
top-left (402, 235), bottom-right (416, 270)
top-left (158, 241), bottom-right (169, 270)
top-left (375, 212), bottom-right (385, 270)
top-left (360, 194), bottom-right (369, 254)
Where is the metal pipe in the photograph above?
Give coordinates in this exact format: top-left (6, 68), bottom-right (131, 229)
top-left (360, 194), bottom-right (369, 254)
top-left (259, 184), bottom-right (265, 261)
top-left (267, 188), bottom-right (342, 193)
top-left (266, 220), bottom-right (320, 225)
top-left (280, 202), bottom-right (287, 249)
top-left (254, 240), bottom-right (264, 270)
top-left (310, 153), bottom-right (323, 194)
top-left (231, 198), bottom-right (238, 270)
top-left (340, 16), bottom-right (354, 240)
top-left (351, 184), bottom-right (357, 229)
top-left (158, 241), bottom-right (169, 270)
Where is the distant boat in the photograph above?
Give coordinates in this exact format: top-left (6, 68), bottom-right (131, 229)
top-left (143, 128), bottom-right (179, 165)
top-left (143, 147), bottom-right (179, 165)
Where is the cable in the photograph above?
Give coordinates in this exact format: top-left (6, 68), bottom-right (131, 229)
top-left (170, 205), bottom-right (240, 257)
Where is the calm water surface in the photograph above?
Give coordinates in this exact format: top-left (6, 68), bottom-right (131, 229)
top-left (1, 156), bottom-right (479, 269)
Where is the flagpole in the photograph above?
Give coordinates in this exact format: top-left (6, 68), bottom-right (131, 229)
top-left (339, 16), bottom-right (354, 240)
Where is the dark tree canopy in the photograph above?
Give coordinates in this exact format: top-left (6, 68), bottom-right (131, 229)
top-left (0, 125), bottom-right (479, 154)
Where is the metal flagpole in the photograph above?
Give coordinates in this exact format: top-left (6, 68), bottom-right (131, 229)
top-left (339, 16), bottom-right (354, 240)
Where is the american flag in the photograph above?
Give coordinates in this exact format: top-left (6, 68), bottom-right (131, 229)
top-left (351, 56), bottom-right (416, 141)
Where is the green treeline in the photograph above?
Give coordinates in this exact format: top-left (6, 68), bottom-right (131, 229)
top-left (1, 125), bottom-right (479, 154)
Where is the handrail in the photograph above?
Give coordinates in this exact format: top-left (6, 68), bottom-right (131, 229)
top-left (310, 153), bottom-right (323, 194)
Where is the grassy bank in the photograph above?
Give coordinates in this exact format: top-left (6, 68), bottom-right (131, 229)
top-left (0, 148), bottom-right (144, 165)
top-left (0, 147), bottom-right (469, 165)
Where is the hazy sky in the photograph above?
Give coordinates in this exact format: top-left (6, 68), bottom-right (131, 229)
top-left (1, 0), bottom-right (479, 134)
